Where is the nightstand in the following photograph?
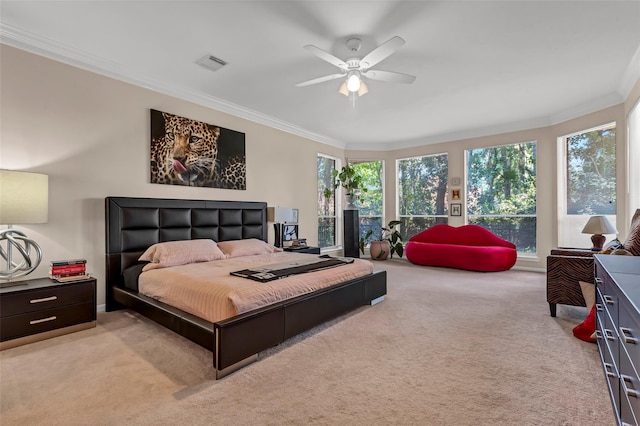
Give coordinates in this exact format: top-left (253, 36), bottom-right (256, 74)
top-left (0, 277), bottom-right (96, 350)
top-left (283, 246), bottom-right (321, 255)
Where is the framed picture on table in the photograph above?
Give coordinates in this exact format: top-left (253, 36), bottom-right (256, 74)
top-left (282, 224), bottom-right (299, 243)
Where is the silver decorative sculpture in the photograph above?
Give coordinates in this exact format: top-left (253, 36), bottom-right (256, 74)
top-left (0, 228), bottom-right (43, 279)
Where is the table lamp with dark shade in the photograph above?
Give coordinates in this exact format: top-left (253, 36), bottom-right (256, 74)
top-left (581, 215), bottom-right (618, 251)
top-left (0, 170), bottom-right (49, 283)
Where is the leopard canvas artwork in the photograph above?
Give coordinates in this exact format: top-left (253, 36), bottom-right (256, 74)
top-left (150, 109), bottom-right (246, 189)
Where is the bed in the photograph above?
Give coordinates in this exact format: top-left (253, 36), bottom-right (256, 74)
top-left (105, 196), bottom-right (387, 378)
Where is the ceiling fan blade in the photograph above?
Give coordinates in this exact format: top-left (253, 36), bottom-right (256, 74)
top-left (296, 73), bottom-right (345, 87)
top-left (303, 45), bottom-right (348, 70)
top-left (359, 36), bottom-right (405, 69)
top-left (363, 70), bottom-right (416, 84)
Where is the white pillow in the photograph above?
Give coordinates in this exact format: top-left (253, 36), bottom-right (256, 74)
top-left (216, 238), bottom-right (282, 258)
top-left (139, 239), bottom-right (226, 271)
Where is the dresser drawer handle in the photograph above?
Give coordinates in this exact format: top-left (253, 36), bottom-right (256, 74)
top-left (603, 295), bottom-right (615, 305)
top-left (595, 278), bottom-right (603, 284)
top-left (621, 375), bottom-right (640, 398)
top-left (595, 330), bottom-right (603, 340)
top-left (29, 316), bottom-right (57, 325)
top-left (30, 296), bottom-right (57, 304)
top-left (604, 329), bottom-right (616, 342)
top-left (620, 328), bottom-right (638, 345)
top-left (604, 363), bottom-right (617, 378)
top-left (596, 304), bottom-right (604, 312)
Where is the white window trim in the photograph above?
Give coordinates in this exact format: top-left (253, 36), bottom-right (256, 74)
top-left (318, 153), bottom-right (341, 250)
top-left (465, 140), bottom-right (538, 254)
top-left (556, 122), bottom-right (616, 248)
top-left (396, 152), bottom-right (449, 222)
top-left (349, 159), bottom-right (385, 254)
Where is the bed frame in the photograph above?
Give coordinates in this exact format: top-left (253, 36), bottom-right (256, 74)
top-left (105, 196), bottom-right (387, 378)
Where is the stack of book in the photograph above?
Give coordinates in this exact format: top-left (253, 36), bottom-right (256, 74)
top-left (49, 259), bottom-right (90, 282)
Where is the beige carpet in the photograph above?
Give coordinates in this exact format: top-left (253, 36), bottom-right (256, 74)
top-left (1, 260), bottom-right (613, 425)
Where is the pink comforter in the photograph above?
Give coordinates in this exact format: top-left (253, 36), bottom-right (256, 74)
top-left (139, 252), bottom-right (373, 323)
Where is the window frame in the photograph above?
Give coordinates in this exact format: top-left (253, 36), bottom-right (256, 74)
top-left (556, 122), bottom-right (617, 248)
top-left (317, 153), bottom-right (341, 249)
top-left (396, 153), bottom-right (449, 239)
top-left (465, 140), bottom-right (537, 254)
top-left (349, 159), bottom-right (384, 248)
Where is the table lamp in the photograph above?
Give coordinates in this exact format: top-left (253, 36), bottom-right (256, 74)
top-left (0, 170), bottom-right (49, 283)
top-left (581, 215), bottom-right (618, 251)
top-left (267, 207), bottom-right (298, 248)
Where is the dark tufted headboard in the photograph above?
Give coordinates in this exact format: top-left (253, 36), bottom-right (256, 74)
top-left (105, 197), bottom-right (267, 309)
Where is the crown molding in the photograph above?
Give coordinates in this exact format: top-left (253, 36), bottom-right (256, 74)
top-left (1, 23), bottom-right (636, 153)
top-left (347, 115), bottom-right (552, 151)
top-left (548, 92), bottom-right (623, 125)
top-left (348, 91), bottom-right (623, 152)
top-left (0, 23), bottom-right (346, 150)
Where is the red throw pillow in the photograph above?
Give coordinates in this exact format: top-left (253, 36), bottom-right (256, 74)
top-left (573, 305), bottom-right (597, 343)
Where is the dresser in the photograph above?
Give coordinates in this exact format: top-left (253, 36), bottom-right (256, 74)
top-left (595, 255), bottom-right (640, 426)
top-left (0, 277), bottom-right (96, 350)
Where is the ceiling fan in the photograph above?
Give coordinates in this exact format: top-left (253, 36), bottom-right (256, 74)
top-left (296, 36), bottom-right (416, 98)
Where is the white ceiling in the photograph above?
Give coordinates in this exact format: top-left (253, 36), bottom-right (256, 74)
top-left (2, 1), bottom-right (640, 151)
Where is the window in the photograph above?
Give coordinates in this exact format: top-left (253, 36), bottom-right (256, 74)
top-left (466, 141), bottom-right (537, 253)
top-left (350, 161), bottom-right (383, 245)
top-left (317, 154), bottom-right (338, 248)
top-left (397, 153), bottom-right (448, 239)
top-left (558, 123), bottom-right (616, 248)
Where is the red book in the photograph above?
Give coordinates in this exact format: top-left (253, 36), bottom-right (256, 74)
top-left (49, 264), bottom-right (86, 274)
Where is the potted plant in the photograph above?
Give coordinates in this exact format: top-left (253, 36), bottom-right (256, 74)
top-left (323, 163), bottom-right (367, 209)
top-left (359, 220), bottom-right (404, 260)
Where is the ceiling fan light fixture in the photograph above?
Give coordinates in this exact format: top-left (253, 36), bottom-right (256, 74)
top-left (298, 35), bottom-right (415, 98)
top-left (338, 81), bottom-right (349, 96)
top-left (358, 81), bottom-right (368, 96)
top-left (346, 71), bottom-right (361, 92)
top-left (339, 79), bottom-right (368, 97)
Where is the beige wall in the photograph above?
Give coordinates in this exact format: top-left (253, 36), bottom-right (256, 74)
top-left (348, 103), bottom-right (631, 271)
top-left (0, 45), bottom-right (341, 306)
top-left (1, 44), bottom-right (638, 306)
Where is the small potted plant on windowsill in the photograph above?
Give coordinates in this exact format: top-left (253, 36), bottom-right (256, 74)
top-left (359, 220), bottom-right (404, 260)
top-left (323, 163), bottom-right (367, 210)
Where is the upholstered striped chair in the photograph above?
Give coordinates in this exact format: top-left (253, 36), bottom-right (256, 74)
top-left (546, 209), bottom-right (640, 317)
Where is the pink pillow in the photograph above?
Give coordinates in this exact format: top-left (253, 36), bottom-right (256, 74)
top-left (139, 239), bottom-right (226, 271)
top-left (216, 238), bottom-right (283, 258)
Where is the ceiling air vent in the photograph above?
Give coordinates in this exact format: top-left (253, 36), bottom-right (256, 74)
top-left (196, 54), bottom-right (227, 72)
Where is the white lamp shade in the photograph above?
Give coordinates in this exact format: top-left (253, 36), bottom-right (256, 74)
top-left (581, 215), bottom-right (618, 235)
top-left (267, 207), bottom-right (298, 223)
top-left (0, 170), bottom-right (49, 224)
